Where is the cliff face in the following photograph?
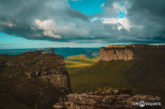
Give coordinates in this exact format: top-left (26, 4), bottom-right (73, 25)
top-left (100, 44), bottom-right (165, 61)
top-left (0, 50), bottom-right (73, 109)
top-left (100, 47), bottom-right (134, 61)
top-left (0, 51), bottom-right (71, 92)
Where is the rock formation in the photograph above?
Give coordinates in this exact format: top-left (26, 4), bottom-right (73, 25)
top-left (0, 50), bottom-right (71, 92)
top-left (100, 47), bottom-right (134, 61)
top-left (100, 44), bottom-right (165, 61)
top-left (54, 88), bottom-right (162, 109)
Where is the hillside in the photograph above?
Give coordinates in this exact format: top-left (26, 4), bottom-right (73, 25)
top-left (70, 60), bottom-right (165, 95)
top-left (69, 45), bottom-right (165, 104)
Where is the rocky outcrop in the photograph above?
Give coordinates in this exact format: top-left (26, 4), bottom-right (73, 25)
top-left (0, 51), bottom-right (71, 92)
top-left (100, 47), bottom-right (134, 61)
top-left (100, 44), bottom-right (165, 61)
top-left (54, 88), bottom-right (162, 109)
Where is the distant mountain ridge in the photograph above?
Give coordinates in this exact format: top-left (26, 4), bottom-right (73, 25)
top-left (0, 48), bottom-right (99, 58)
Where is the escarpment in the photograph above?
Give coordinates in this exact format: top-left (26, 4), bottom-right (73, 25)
top-left (100, 47), bottom-right (134, 61)
top-left (100, 44), bottom-right (165, 61)
top-left (0, 50), bottom-right (71, 92)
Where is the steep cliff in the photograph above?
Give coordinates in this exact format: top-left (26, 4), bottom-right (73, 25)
top-left (100, 44), bottom-right (165, 61)
top-left (0, 51), bottom-right (71, 109)
top-left (0, 51), bottom-right (71, 92)
top-left (100, 47), bottom-right (134, 61)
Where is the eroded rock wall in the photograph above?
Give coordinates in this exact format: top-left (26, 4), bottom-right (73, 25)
top-left (100, 44), bottom-right (165, 61)
top-left (100, 47), bottom-right (134, 61)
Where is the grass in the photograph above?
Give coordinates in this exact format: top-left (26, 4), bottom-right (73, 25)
top-left (65, 54), bottom-right (99, 68)
top-left (67, 59), bottom-right (165, 103)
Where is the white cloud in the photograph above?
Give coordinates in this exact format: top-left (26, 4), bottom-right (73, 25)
top-left (35, 19), bottom-right (55, 31)
top-left (100, 1), bottom-right (132, 31)
top-left (34, 19), bottom-right (61, 38)
top-left (102, 18), bottom-right (131, 31)
top-left (118, 26), bottom-right (122, 31)
top-left (43, 30), bottom-right (61, 38)
top-left (118, 18), bottom-right (131, 31)
top-left (112, 2), bottom-right (127, 14)
top-left (90, 17), bottom-right (99, 22)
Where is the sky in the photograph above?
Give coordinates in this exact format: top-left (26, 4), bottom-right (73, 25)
top-left (0, 0), bottom-right (165, 49)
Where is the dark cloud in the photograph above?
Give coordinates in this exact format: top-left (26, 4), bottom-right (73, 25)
top-left (130, 0), bottom-right (165, 17)
top-left (127, 0), bottom-right (165, 40)
top-left (0, 0), bottom-right (165, 44)
top-left (67, 9), bottom-right (89, 21)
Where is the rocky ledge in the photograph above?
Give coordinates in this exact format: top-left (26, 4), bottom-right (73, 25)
top-left (54, 88), bottom-right (162, 109)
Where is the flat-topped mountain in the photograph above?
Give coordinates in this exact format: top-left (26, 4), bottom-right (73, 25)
top-left (106, 44), bottom-right (165, 48)
top-left (100, 44), bottom-right (165, 61)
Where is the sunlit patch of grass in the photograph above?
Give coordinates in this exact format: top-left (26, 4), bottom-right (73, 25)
top-left (65, 54), bottom-right (99, 68)
top-left (65, 61), bottom-right (92, 68)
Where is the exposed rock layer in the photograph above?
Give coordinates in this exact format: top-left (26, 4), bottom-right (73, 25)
top-left (100, 44), bottom-right (165, 61)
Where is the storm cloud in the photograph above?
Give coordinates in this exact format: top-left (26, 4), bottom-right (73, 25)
top-left (0, 0), bottom-right (165, 43)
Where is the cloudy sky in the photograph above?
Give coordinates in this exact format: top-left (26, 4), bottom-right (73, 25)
top-left (0, 0), bottom-right (165, 48)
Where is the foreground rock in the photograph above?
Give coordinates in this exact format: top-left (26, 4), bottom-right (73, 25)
top-left (54, 89), bottom-right (162, 109)
top-left (0, 49), bottom-right (73, 108)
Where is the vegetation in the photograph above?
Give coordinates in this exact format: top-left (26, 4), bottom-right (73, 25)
top-left (65, 54), bottom-right (99, 68)
top-left (0, 52), bottom-right (69, 109)
top-left (0, 77), bottom-right (67, 109)
top-left (67, 59), bottom-right (165, 103)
